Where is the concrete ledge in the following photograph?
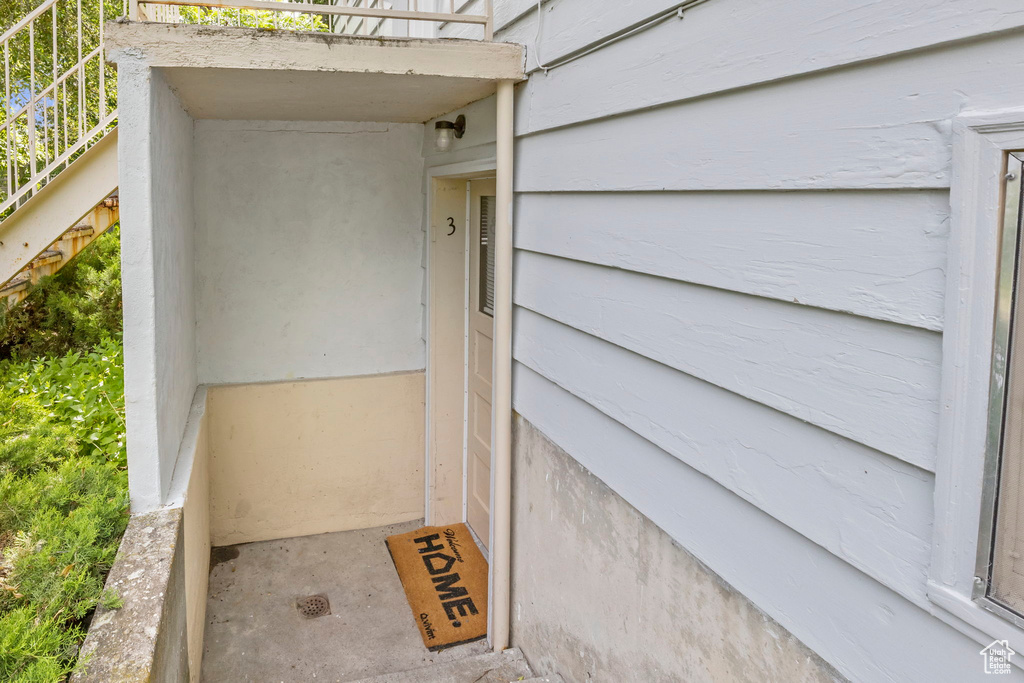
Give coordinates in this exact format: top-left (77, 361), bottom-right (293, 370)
top-left (105, 22), bottom-right (525, 81)
top-left (106, 21), bottom-right (523, 123)
top-left (73, 508), bottom-right (189, 682)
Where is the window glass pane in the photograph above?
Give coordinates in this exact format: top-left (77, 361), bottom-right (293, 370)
top-left (480, 195), bottom-right (495, 317)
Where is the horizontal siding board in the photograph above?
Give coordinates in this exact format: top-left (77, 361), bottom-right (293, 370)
top-left (514, 31), bottom-right (1024, 191)
top-left (514, 308), bottom-right (933, 604)
top-left (514, 90), bottom-right (946, 192)
top-left (502, 0), bottom-right (1024, 134)
top-left (515, 190), bottom-right (949, 331)
top-left (512, 364), bottom-right (985, 683)
top-left (514, 251), bottom-right (942, 469)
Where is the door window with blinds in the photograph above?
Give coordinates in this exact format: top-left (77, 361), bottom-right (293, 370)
top-left (479, 195), bottom-right (496, 317)
top-left (978, 151), bottom-right (1024, 626)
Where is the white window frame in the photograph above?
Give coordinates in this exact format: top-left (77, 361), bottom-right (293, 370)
top-left (930, 108), bottom-right (1024, 654)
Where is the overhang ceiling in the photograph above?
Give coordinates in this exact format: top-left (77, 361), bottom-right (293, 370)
top-left (160, 67), bottom-right (499, 122)
top-left (105, 22), bottom-right (525, 123)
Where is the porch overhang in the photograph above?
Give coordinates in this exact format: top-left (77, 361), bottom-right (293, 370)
top-left (105, 21), bottom-right (525, 122)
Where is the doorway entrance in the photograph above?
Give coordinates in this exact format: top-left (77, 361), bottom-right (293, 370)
top-left (427, 169), bottom-right (497, 552)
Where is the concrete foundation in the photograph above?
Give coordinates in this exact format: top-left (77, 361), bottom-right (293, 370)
top-left (73, 508), bottom-right (189, 682)
top-left (200, 520), bottom-right (492, 682)
top-left (509, 415), bottom-right (844, 683)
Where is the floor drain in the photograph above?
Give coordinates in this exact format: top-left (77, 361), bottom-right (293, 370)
top-left (297, 594), bottom-right (331, 619)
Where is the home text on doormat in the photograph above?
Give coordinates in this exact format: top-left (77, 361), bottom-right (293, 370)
top-left (386, 523), bottom-right (488, 650)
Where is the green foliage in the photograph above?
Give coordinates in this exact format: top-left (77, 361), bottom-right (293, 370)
top-left (3, 338), bottom-right (127, 465)
top-left (98, 588), bottom-right (121, 610)
top-left (0, 226), bottom-right (126, 681)
top-left (0, 227), bottom-right (123, 363)
top-left (1, 0), bottom-right (121, 218)
top-left (177, 3), bottom-right (330, 31)
top-left (0, 608), bottom-right (77, 682)
top-left (0, 343), bottom-right (129, 682)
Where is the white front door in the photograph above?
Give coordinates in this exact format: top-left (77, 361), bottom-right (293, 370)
top-left (467, 179), bottom-right (496, 550)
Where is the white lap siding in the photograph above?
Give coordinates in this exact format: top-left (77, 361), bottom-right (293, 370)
top-left (443, 0), bottom-right (1024, 680)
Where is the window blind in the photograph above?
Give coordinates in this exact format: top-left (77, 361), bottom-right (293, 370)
top-left (480, 195), bottom-right (496, 317)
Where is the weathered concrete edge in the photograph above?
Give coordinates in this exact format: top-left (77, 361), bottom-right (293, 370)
top-left (104, 21), bottom-right (526, 82)
top-left (72, 507), bottom-right (189, 683)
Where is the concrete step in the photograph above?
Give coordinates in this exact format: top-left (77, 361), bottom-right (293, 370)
top-left (67, 223), bottom-right (95, 236)
top-left (351, 647), bottom-right (533, 683)
top-left (32, 249), bottom-right (64, 265)
top-left (0, 274), bottom-right (29, 296)
top-left (521, 677), bottom-right (564, 683)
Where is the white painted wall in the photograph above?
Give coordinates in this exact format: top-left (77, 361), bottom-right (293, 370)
top-left (120, 63), bottom-right (198, 512)
top-left (120, 82), bottom-right (429, 512)
top-left (433, 1), bottom-right (1024, 681)
top-left (192, 120), bottom-right (426, 385)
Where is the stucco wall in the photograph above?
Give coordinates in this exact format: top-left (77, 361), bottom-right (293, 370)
top-left (192, 120), bottom-right (426, 385)
top-left (206, 372), bottom-right (425, 546)
top-left (120, 63), bottom-right (198, 512)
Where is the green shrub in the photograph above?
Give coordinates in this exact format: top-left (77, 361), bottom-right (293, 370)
top-left (0, 342), bottom-right (128, 682)
top-left (3, 339), bottom-right (127, 466)
top-left (0, 227), bottom-right (123, 363)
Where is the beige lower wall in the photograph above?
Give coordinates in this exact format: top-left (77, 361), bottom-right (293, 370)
top-left (510, 414), bottom-right (843, 683)
top-left (206, 371), bottom-right (426, 546)
top-left (182, 408), bottom-right (210, 682)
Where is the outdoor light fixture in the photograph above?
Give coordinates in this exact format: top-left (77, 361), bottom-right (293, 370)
top-left (434, 115), bottom-right (466, 152)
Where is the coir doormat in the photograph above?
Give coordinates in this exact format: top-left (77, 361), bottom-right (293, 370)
top-left (386, 523), bottom-right (488, 650)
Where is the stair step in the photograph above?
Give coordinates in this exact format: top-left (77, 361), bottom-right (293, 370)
top-left (351, 647), bottom-right (533, 683)
top-left (31, 250), bottom-right (64, 267)
top-left (0, 276), bottom-right (29, 295)
top-left (67, 223), bottom-right (95, 235)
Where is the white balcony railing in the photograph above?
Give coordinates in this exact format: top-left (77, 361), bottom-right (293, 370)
top-left (1, 0), bottom-right (122, 219)
top-left (132, 0), bottom-right (494, 39)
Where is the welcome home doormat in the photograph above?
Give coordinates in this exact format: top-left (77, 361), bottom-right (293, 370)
top-left (386, 523), bottom-right (488, 650)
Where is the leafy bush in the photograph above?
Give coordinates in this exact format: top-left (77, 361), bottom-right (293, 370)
top-left (178, 4), bottom-right (330, 31)
top-left (0, 227), bottom-right (122, 363)
top-left (0, 228), bottom-right (127, 681)
top-left (5, 340), bottom-right (127, 466)
top-left (0, 343), bottom-right (129, 682)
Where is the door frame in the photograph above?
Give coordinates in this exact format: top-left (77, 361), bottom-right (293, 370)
top-left (424, 159), bottom-right (497, 535)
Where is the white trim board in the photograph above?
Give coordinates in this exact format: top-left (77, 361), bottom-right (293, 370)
top-left (929, 107), bottom-right (1024, 658)
top-left (463, 180), bottom-right (472, 526)
top-left (423, 157), bottom-right (498, 526)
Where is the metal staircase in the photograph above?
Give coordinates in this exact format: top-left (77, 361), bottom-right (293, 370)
top-left (1, 192), bottom-right (118, 306)
top-left (0, 0), bottom-right (121, 304)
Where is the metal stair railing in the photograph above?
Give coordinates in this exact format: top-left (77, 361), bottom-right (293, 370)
top-left (133, 0), bottom-right (494, 39)
top-left (1, 0), bottom-right (122, 221)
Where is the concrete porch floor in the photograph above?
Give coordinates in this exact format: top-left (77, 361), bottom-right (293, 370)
top-left (201, 520), bottom-right (494, 682)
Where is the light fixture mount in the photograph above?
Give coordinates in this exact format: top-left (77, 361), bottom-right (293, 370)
top-left (435, 114), bottom-right (467, 139)
top-left (434, 115), bottom-right (467, 152)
